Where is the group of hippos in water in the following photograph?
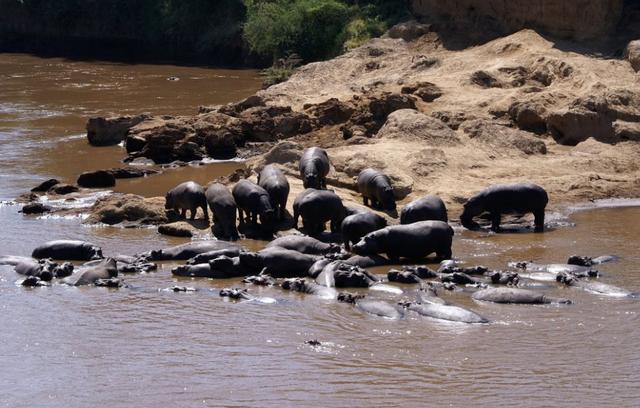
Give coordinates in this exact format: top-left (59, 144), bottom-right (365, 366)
top-left (1, 146), bottom-right (635, 323)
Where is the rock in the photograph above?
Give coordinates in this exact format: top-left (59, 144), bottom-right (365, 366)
top-left (238, 105), bottom-right (313, 142)
top-left (174, 141), bottom-right (204, 162)
top-left (471, 70), bottom-right (502, 88)
top-left (158, 222), bottom-right (196, 237)
top-left (31, 179), bottom-right (59, 192)
top-left (376, 109), bottom-right (460, 145)
top-left (261, 141), bottom-right (303, 166)
top-left (508, 101), bottom-right (547, 134)
top-left (107, 168), bottom-right (159, 179)
top-left (16, 192), bottom-right (39, 203)
top-left (409, 0), bottom-right (624, 41)
top-left (431, 111), bottom-right (476, 130)
top-left (49, 184), bottom-right (79, 195)
top-left (401, 82), bottom-right (443, 102)
top-left (86, 114), bottom-right (149, 146)
top-left (124, 135), bottom-right (147, 153)
top-left (85, 194), bottom-right (170, 226)
top-left (625, 40), bottom-right (640, 72)
top-left (20, 202), bottom-right (52, 214)
top-left (460, 119), bottom-right (547, 154)
top-left (77, 170), bottom-right (116, 188)
top-left (546, 107), bottom-right (615, 146)
top-left (369, 93), bottom-right (417, 120)
top-left (613, 121), bottom-right (640, 141)
top-left (304, 98), bottom-right (355, 125)
top-left (387, 20), bottom-right (432, 42)
top-left (204, 131), bottom-right (237, 160)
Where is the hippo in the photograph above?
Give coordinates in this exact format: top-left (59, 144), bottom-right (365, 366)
top-left (440, 272), bottom-right (482, 285)
top-left (219, 287), bottom-right (276, 304)
top-left (357, 168), bottom-right (396, 211)
top-left (343, 254), bottom-right (389, 268)
top-left (239, 248), bottom-right (320, 278)
top-left (292, 189), bottom-right (346, 235)
top-left (556, 272), bottom-right (635, 297)
top-left (488, 271), bottom-right (520, 285)
top-left (567, 255), bottom-right (621, 267)
top-left (308, 258), bottom-right (333, 279)
top-left (187, 248), bottom-right (244, 265)
top-left (243, 275), bottom-right (277, 286)
top-left (352, 299), bottom-right (405, 319)
top-left (460, 183), bottom-right (548, 232)
top-left (171, 263), bottom-right (214, 278)
top-left (232, 179), bottom-right (276, 234)
top-left (510, 261), bottom-right (597, 281)
top-left (257, 165), bottom-right (290, 220)
top-left (352, 220), bottom-right (454, 261)
top-left (165, 181), bottom-right (208, 221)
top-left (438, 261), bottom-right (489, 276)
top-left (341, 212), bottom-right (387, 250)
top-left (266, 235), bottom-right (340, 255)
top-left (404, 287), bottom-right (489, 323)
top-left (13, 259), bottom-right (55, 281)
top-left (387, 266), bottom-right (438, 284)
top-left (172, 255), bottom-right (249, 279)
top-left (315, 261), bottom-right (379, 288)
top-left (472, 288), bottom-right (571, 304)
top-left (146, 241), bottom-right (241, 261)
top-left (205, 183), bottom-right (239, 240)
top-left (281, 278), bottom-right (337, 299)
top-left (32, 240), bottom-right (103, 261)
top-left (66, 258), bottom-right (118, 286)
top-left (299, 147), bottom-right (330, 189)
top-left (400, 195), bottom-right (448, 224)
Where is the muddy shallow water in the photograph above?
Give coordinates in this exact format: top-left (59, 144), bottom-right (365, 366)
top-left (1, 54), bottom-right (640, 407)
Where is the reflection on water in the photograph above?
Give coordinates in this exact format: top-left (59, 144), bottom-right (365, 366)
top-left (1, 54), bottom-right (640, 407)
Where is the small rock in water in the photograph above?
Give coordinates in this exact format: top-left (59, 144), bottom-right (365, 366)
top-left (20, 202), bottom-right (52, 215)
top-left (167, 286), bottom-right (197, 292)
top-left (31, 178), bottom-right (60, 192)
top-left (219, 288), bottom-right (248, 300)
top-left (305, 339), bottom-right (321, 346)
top-left (21, 276), bottom-right (48, 287)
top-left (567, 255), bottom-right (593, 267)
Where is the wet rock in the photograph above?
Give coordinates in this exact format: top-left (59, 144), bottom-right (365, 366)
top-left (460, 119), bottom-right (547, 155)
top-left (49, 184), bottom-right (79, 195)
top-left (376, 109), bottom-right (460, 145)
top-left (86, 114), bottom-right (149, 146)
top-left (625, 40), bottom-right (640, 72)
top-left (31, 178), bottom-right (59, 192)
top-left (77, 170), bottom-right (116, 188)
top-left (387, 20), bottom-right (432, 42)
top-left (304, 98), bottom-right (354, 125)
top-left (124, 135), bottom-right (147, 153)
top-left (401, 82), bottom-right (443, 102)
top-left (158, 222), bottom-right (196, 238)
top-left (20, 202), bottom-right (51, 215)
top-left (203, 130), bottom-right (237, 160)
top-left (107, 168), bottom-right (159, 179)
top-left (85, 193), bottom-right (170, 226)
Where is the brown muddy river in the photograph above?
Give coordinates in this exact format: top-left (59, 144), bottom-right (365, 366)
top-left (1, 53), bottom-right (640, 407)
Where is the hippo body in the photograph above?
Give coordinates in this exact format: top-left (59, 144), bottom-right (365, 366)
top-left (32, 240), bottom-right (103, 261)
top-left (343, 254), bottom-right (389, 268)
top-left (67, 258), bottom-right (118, 286)
top-left (405, 302), bottom-right (489, 324)
top-left (232, 180), bottom-right (276, 234)
top-left (293, 189), bottom-right (346, 234)
top-left (472, 288), bottom-right (571, 304)
top-left (165, 181), bottom-right (208, 221)
top-left (355, 300), bottom-right (404, 319)
top-left (341, 212), bottom-right (387, 250)
top-left (239, 248), bottom-right (319, 278)
top-left (352, 220), bottom-right (454, 261)
top-left (460, 183), bottom-right (548, 232)
top-left (315, 261), bottom-right (378, 288)
top-left (258, 165), bottom-right (290, 220)
top-left (205, 183), bottom-right (239, 240)
top-left (299, 147), bottom-right (330, 189)
top-left (556, 272), bottom-right (634, 297)
top-left (281, 278), bottom-right (337, 299)
top-left (357, 168), bottom-right (396, 211)
top-left (147, 241), bottom-right (241, 261)
top-left (266, 235), bottom-right (339, 255)
top-left (187, 248), bottom-right (243, 264)
top-left (400, 195), bottom-right (448, 224)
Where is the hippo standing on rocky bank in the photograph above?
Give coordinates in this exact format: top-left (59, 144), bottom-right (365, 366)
top-left (400, 195), bottom-right (448, 224)
top-left (32, 240), bottom-right (103, 261)
top-left (165, 181), bottom-right (209, 221)
top-left (299, 147), bottom-right (330, 189)
top-left (232, 179), bottom-right (276, 233)
top-left (460, 183), bottom-right (548, 232)
top-left (205, 183), bottom-right (239, 240)
top-left (293, 189), bottom-right (346, 234)
top-left (352, 220), bottom-right (454, 261)
top-left (341, 212), bottom-right (387, 250)
top-left (258, 165), bottom-right (290, 221)
top-left (357, 168), bottom-right (396, 212)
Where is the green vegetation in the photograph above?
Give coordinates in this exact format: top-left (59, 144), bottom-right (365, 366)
top-left (0, 0), bottom-right (409, 66)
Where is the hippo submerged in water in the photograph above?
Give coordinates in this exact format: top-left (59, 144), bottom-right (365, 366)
top-left (461, 183), bottom-right (548, 232)
top-left (32, 240), bottom-right (103, 261)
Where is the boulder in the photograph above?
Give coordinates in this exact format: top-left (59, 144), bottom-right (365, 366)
top-left (86, 114), bottom-right (149, 146)
top-left (304, 98), bottom-right (355, 125)
top-left (460, 119), bottom-right (547, 154)
top-left (158, 222), bottom-right (197, 237)
top-left (85, 194), bottom-right (170, 226)
top-left (77, 170), bottom-right (116, 188)
top-left (49, 184), bottom-right (79, 195)
top-left (238, 105), bottom-right (313, 142)
top-left (376, 109), bottom-right (460, 145)
top-left (262, 141), bottom-right (303, 166)
top-left (368, 93), bottom-right (417, 120)
top-left (387, 21), bottom-right (432, 42)
top-left (204, 131), bottom-right (237, 160)
top-left (546, 108), bottom-right (615, 146)
top-left (508, 101), bottom-right (547, 134)
top-left (20, 202), bottom-right (52, 214)
top-left (625, 40), bottom-right (640, 72)
top-left (107, 168), bottom-right (159, 179)
top-left (31, 178), bottom-right (59, 192)
top-left (401, 82), bottom-right (443, 102)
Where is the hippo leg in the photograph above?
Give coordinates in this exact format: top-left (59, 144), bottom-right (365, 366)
top-left (190, 207), bottom-right (197, 220)
top-left (490, 212), bottom-right (502, 232)
top-left (180, 208), bottom-right (187, 218)
top-left (238, 208), bottom-right (245, 225)
top-left (437, 248), bottom-right (453, 260)
top-left (534, 209), bottom-right (545, 232)
top-left (202, 206), bottom-right (209, 221)
top-left (344, 238), bottom-right (351, 251)
top-left (251, 212), bottom-right (258, 225)
top-left (363, 197), bottom-right (369, 206)
top-left (386, 252), bottom-right (400, 263)
top-left (293, 209), bottom-right (299, 228)
top-left (330, 219), bottom-right (339, 233)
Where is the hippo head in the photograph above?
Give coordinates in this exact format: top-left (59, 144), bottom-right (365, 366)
top-left (259, 209), bottom-right (277, 232)
top-left (209, 255), bottom-right (234, 272)
top-left (381, 187), bottom-right (397, 212)
top-left (556, 272), bottom-right (576, 285)
top-left (53, 262), bottom-right (74, 278)
top-left (239, 252), bottom-right (263, 271)
top-left (149, 250), bottom-right (164, 261)
top-left (460, 196), bottom-right (483, 230)
top-left (351, 234), bottom-right (380, 256)
top-left (164, 192), bottom-right (174, 210)
top-left (303, 173), bottom-right (320, 190)
top-left (337, 292), bottom-right (364, 304)
top-left (86, 245), bottom-right (104, 261)
top-left (281, 278), bottom-right (306, 291)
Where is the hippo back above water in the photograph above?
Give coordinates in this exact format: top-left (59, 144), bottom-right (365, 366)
top-left (299, 147), bottom-right (330, 189)
top-left (400, 195), bottom-right (448, 224)
top-left (357, 168), bottom-right (396, 212)
top-left (352, 220), bottom-right (453, 261)
top-left (165, 181), bottom-right (208, 221)
top-left (32, 240), bottom-right (103, 261)
top-left (460, 183), bottom-right (548, 232)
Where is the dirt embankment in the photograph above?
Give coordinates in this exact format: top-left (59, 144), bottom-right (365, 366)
top-left (76, 27), bottom-right (640, 228)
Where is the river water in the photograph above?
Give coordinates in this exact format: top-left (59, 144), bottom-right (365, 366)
top-left (1, 53), bottom-right (639, 407)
